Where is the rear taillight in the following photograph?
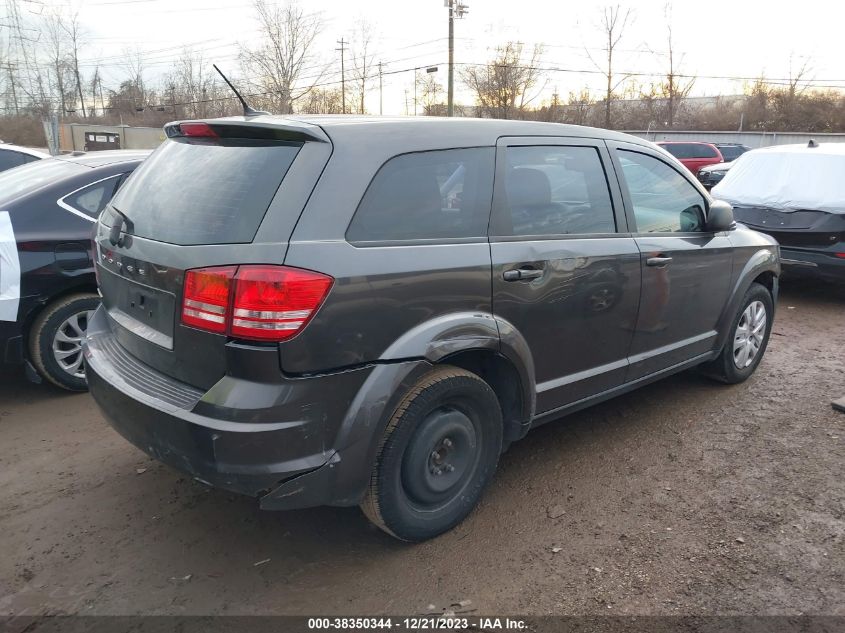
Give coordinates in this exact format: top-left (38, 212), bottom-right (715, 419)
top-left (181, 265), bottom-right (332, 341)
top-left (835, 252), bottom-right (845, 259)
top-left (182, 266), bottom-right (237, 334)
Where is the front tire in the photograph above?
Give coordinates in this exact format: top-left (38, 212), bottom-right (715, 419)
top-left (360, 366), bottom-right (503, 542)
top-left (704, 282), bottom-right (773, 384)
top-left (29, 293), bottom-right (100, 391)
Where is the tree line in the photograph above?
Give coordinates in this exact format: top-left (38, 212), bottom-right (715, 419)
top-left (2, 0), bottom-right (844, 147)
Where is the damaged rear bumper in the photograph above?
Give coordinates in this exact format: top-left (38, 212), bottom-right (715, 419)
top-left (84, 307), bottom-right (375, 507)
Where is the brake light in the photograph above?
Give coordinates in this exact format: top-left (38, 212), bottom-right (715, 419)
top-left (836, 252), bottom-right (845, 259)
top-left (182, 266), bottom-right (236, 334)
top-left (180, 122), bottom-right (218, 138)
top-left (180, 265), bottom-right (332, 341)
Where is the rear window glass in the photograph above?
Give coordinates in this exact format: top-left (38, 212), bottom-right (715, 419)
top-left (102, 138), bottom-right (301, 245)
top-left (661, 143), bottom-right (718, 159)
top-left (346, 147), bottom-right (494, 243)
top-left (717, 145), bottom-right (745, 161)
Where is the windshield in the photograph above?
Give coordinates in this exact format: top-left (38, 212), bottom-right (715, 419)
top-left (102, 138), bottom-right (302, 245)
top-left (0, 159), bottom-right (87, 206)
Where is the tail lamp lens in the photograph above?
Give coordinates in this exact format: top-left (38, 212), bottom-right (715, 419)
top-left (181, 266), bottom-right (237, 334)
top-left (181, 265), bottom-right (332, 341)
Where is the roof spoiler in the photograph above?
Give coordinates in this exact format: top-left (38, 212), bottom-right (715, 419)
top-left (164, 120), bottom-right (329, 144)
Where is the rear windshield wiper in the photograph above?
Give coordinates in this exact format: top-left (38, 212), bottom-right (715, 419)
top-left (108, 206), bottom-right (134, 247)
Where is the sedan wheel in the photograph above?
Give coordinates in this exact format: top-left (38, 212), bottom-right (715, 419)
top-left (52, 310), bottom-right (95, 380)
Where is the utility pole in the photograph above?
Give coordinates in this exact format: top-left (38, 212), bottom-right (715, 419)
top-left (378, 61), bottom-right (383, 116)
top-left (336, 38), bottom-right (347, 114)
top-left (170, 85), bottom-right (178, 119)
top-left (445, 0), bottom-right (469, 117)
top-left (4, 65), bottom-right (19, 116)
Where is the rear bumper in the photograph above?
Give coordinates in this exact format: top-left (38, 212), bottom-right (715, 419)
top-left (780, 247), bottom-right (845, 282)
top-left (84, 306), bottom-right (381, 508)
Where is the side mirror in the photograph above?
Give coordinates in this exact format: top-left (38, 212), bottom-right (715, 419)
top-left (706, 199), bottom-right (735, 232)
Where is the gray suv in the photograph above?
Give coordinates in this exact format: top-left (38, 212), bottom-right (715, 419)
top-left (84, 117), bottom-right (780, 542)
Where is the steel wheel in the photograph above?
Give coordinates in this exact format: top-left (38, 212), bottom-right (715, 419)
top-left (52, 309), bottom-right (94, 380)
top-left (401, 405), bottom-right (480, 509)
top-left (733, 300), bottom-right (766, 369)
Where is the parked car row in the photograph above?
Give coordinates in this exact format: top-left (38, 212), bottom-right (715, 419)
top-left (5, 117), bottom-right (841, 542)
top-left (654, 141), bottom-right (751, 190)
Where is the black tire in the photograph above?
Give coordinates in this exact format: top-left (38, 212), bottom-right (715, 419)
top-left (703, 282), bottom-right (773, 384)
top-left (29, 293), bottom-right (100, 392)
top-left (360, 365), bottom-right (503, 542)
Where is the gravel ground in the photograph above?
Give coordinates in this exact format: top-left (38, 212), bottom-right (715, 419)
top-left (0, 281), bottom-right (843, 618)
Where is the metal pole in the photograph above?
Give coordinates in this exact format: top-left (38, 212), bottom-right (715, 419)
top-left (336, 38), bottom-right (347, 114)
top-left (447, 3), bottom-right (454, 117)
top-left (379, 61), bottom-right (383, 115)
top-left (414, 68), bottom-right (417, 116)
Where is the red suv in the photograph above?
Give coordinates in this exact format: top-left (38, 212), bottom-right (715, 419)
top-left (656, 142), bottom-right (724, 174)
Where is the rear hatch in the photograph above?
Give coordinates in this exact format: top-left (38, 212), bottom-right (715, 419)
top-left (733, 206), bottom-right (845, 248)
top-left (94, 119), bottom-right (332, 389)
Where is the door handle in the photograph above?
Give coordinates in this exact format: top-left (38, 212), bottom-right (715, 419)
top-left (646, 256), bottom-right (673, 267)
top-left (503, 268), bottom-right (544, 282)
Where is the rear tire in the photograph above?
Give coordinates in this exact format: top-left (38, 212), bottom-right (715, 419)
top-left (29, 293), bottom-right (99, 392)
top-left (703, 282), bottom-right (773, 384)
top-left (360, 365), bottom-right (503, 542)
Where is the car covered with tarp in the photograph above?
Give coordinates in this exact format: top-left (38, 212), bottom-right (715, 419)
top-left (712, 142), bottom-right (845, 281)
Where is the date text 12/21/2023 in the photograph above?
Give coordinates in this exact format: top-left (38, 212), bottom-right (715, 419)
top-left (307, 617), bottom-right (528, 630)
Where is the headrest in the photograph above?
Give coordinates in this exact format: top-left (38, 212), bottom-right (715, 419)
top-left (507, 167), bottom-right (551, 208)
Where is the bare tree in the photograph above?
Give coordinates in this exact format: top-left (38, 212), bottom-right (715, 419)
top-left (417, 73), bottom-right (444, 116)
top-left (167, 47), bottom-right (217, 119)
top-left (589, 5), bottom-right (633, 129)
top-left (349, 19), bottom-right (376, 114)
top-left (461, 42), bottom-right (546, 120)
top-left (61, 12), bottom-right (88, 119)
top-left (44, 8), bottom-right (72, 116)
top-left (299, 87), bottom-right (344, 114)
top-left (654, 3), bottom-right (694, 128)
top-left (240, 0), bottom-right (324, 114)
top-left (565, 88), bottom-right (595, 126)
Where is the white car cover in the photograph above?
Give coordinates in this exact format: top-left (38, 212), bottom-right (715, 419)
top-left (712, 143), bottom-right (845, 214)
top-left (0, 211), bottom-right (21, 321)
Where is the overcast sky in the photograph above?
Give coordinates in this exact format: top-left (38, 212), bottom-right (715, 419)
top-left (46, 0), bottom-right (845, 115)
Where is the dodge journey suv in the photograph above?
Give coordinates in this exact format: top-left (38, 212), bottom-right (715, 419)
top-left (85, 117), bottom-right (780, 542)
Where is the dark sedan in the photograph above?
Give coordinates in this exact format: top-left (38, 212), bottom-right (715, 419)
top-left (0, 150), bottom-right (150, 389)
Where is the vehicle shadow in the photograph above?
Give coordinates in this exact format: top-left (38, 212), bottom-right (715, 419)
top-left (777, 277), bottom-right (845, 306)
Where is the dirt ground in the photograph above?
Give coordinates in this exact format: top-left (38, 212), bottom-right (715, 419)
top-left (1, 281), bottom-right (843, 618)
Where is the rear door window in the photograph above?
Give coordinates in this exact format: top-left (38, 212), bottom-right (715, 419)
top-left (102, 138), bottom-right (302, 245)
top-left (493, 145), bottom-right (616, 237)
top-left (346, 147), bottom-right (494, 243)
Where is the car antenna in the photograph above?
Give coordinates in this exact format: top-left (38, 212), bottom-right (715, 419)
top-left (212, 64), bottom-right (270, 117)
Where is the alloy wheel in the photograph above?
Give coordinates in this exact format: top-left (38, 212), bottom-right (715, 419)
top-left (52, 310), bottom-right (95, 379)
top-left (733, 300), bottom-right (767, 369)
